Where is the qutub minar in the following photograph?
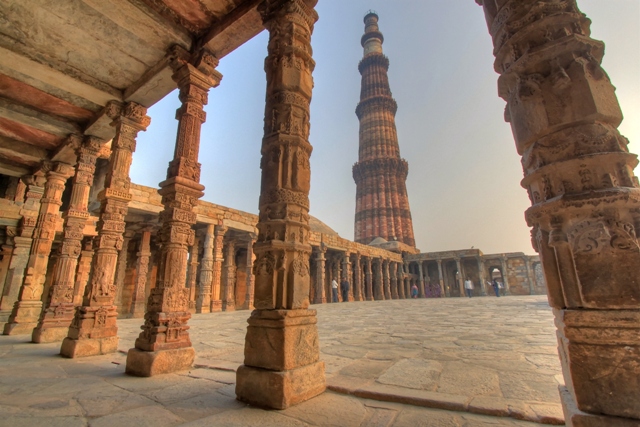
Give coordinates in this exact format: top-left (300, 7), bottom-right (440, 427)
top-left (353, 11), bottom-right (416, 248)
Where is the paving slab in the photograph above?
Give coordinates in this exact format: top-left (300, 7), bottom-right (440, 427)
top-left (0, 295), bottom-right (563, 426)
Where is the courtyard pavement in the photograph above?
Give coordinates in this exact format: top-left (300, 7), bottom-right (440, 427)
top-left (0, 295), bottom-right (565, 426)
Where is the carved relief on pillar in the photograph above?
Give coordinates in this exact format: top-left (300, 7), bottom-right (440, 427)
top-left (382, 259), bottom-right (390, 300)
top-left (397, 263), bottom-right (406, 299)
top-left (389, 261), bottom-right (398, 299)
top-left (478, 0), bottom-right (640, 422)
top-left (73, 237), bottom-right (94, 306)
top-left (61, 102), bottom-right (150, 357)
top-left (4, 162), bottom-right (74, 336)
top-left (237, 0), bottom-right (325, 410)
top-left (196, 225), bottom-right (214, 314)
top-left (313, 244), bottom-right (326, 304)
top-left (34, 137), bottom-right (102, 343)
top-left (342, 252), bottom-right (353, 301)
top-left (222, 239), bottom-right (236, 311)
top-left (352, 253), bottom-right (362, 302)
top-left (124, 50), bottom-right (220, 376)
top-left (416, 262), bottom-right (425, 298)
top-left (363, 257), bottom-right (373, 301)
top-left (130, 229), bottom-right (152, 318)
top-left (186, 236), bottom-right (200, 313)
top-left (209, 224), bottom-right (226, 312)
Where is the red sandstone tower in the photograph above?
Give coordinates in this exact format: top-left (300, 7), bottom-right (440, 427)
top-left (353, 12), bottom-right (416, 247)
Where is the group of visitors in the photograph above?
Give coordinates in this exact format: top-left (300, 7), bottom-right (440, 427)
top-left (463, 278), bottom-right (505, 297)
top-left (331, 278), bottom-right (350, 302)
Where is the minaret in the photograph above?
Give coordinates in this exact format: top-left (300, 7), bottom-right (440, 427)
top-left (353, 12), bottom-right (415, 247)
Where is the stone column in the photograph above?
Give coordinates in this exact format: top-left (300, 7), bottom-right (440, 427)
top-left (499, 257), bottom-right (510, 295)
top-left (0, 177), bottom-right (44, 325)
top-left (436, 259), bottom-right (446, 297)
top-left (196, 225), bottom-right (214, 313)
top-left (374, 259), bottom-right (384, 300)
top-left (34, 137), bottom-right (101, 343)
top-left (352, 253), bottom-right (362, 301)
top-left (130, 229), bottom-right (152, 318)
top-left (61, 101), bottom-right (150, 358)
top-left (524, 258), bottom-right (535, 295)
top-left (243, 235), bottom-right (256, 310)
top-left (313, 246), bottom-right (326, 304)
top-left (73, 237), bottom-right (94, 306)
top-left (417, 262), bottom-right (426, 298)
top-left (454, 258), bottom-right (464, 297)
top-left (404, 262), bottom-right (411, 298)
top-left (210, 225), bottom-right (226, 312)
top-left (397, 263), bottom-right (406, 299)
top-left (4, 163), bottom-right (73, 335)
top-left (382, 260), bottom-right (391, 300)
top-left (222, 239), bottom-right (236, 311)
top-left (390, 262), bottom-right (398, 299)
top-left (125, 49), bottom-right (219, 376)
top-left (114, 230), bottom-right (134, 315)
top-left (236, 0), bottom-right (325, 410)
top-left (477, 257), bottom-right (487, 296)
top-left (187, 236), bottom-right (199, 313)
top-left (363, 257), bottom-right (373, 301)
top-left (341, 253), bottom-right (352, 301)
top-left (478, 1), bottom-right (640, 424)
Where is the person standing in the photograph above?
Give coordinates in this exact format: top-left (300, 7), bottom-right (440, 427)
top-left (340, 278), bottom-right (350, 302)
top-left (331, 278), bottom-right (339, 302)
top-left (464, 278), bottom-right (474, 298)
top-left (410, 283), bottom-right (419, 298)
top-left (491, 279), bottom-right (500, 297)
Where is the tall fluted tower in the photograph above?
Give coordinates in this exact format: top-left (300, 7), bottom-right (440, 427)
top-left (353, 12), bottom-right (415, 247)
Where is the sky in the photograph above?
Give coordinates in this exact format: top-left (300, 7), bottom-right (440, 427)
top-left (130, 0), bottom-right (640, 255)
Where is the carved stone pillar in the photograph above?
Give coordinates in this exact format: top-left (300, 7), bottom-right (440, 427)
top-left (210, 225), bottom-right (226, 312)
top-left (436, 259), bottom-right (446, 297)
top-left (236, 0), bottom-right (324, 410)
top-left (125, 49), bottom-right (219, 376)
top-left (131, 229), bottom-right (152, 318)
top-left (114, 230), bottom-right (134, 315)
top-left (243, 235), bottom-right (257, 310)
top-left (34, 137), bottom-right (101, 343)
top-left (342, 253), bottom-right (352, 301)
top-left (330, 257), bottom-right (339, 302)
top-left (186, 236), bottom-right (200, 313)
top-left (313, 246), bottom-right (326, 304)
top-left (0, 177), bottom-right (43, 325)
top-left (73, 237), bottom-right (94, 306)
top-left (477, 257), bottom-right (487, 296)
top-left (478, 1), bottom-right (640, 424)
top-left (363, 257), bottom-right (373, 301)
top-left (352, 253), bottom-right (362, 301)
top-left (382, 260), bottom-right (390, 300)
top-left (454, 258), bottom-right (464, 297)
top-left (61, 101), bottom-right (150, 358)
top-left (222, 239), bottom-right (236, 311)
top-left (389, 262), bottom-right (398, 299)
top-left (400, 263), bottom-right (406, 298)
top-left (4, 163), bottom-right (73, 336)
top-left (524, 258), bottom-right (535, 295)
top-left (196, 225), bottom-right (214, 313)
top-left (417, 262), bottom-right (426, 298)
top-left (499, 257), bottom-right (510, 295)
top-left (372, 259), bottom-right (383, 300)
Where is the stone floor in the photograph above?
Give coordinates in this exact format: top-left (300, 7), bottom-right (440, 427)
top-left (0, 295), bottom-right (565, 426)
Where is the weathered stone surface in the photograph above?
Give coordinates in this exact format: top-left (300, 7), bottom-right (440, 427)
top-left (60, 335), bottom-right (118, 358)
top-left (125, 347), bottom-right (195, 377)
top-left (377, 359), bottom-right (442, 391)
top-left (236, 361), bottom-right (326, 410)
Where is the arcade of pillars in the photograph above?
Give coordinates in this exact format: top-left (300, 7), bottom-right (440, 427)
top-left (0, 0), bottom-right (635, 424)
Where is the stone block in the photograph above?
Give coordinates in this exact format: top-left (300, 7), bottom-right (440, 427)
top-left (556, 309), bottom-right (640, 419)
top-left (243, 309), bottom-right (320, 371)
top-left (125, 347), bottom-right (195, 377)
top-left (60, 336), bottom-right (119, 358)
top-left (3, 321), bottom-right (37, 336)
top-left (560, 386), bottom-right (639, 427)
top-left (235, 361), bottom-right (326, 409)
top-left (32, 325), bottom-right (69, 343)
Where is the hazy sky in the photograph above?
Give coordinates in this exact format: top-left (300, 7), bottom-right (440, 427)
top-left (131, 0), bottom-right (640, 255)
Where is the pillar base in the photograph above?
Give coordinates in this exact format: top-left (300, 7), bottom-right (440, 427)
top-left (60, 335), bottom-right (118, 358)
top-left (3, 300), bottom-right (42, 335)
top-left (223, 303), bottom-right (235, 312)
top-left (3, 321), bottom-right (36, 336)
top-left (125, 347), bottom-right (195, 377)
top-left (32, 325), bottom-right (69, 343)
top-left (210, 300), bottom-right (222, 312)
top-left (0, 309), bottom-right (11, 324)
top-left (560, 386), bottom-right (639, 427)
top-left (236, 362), bottom-right (325, 409)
